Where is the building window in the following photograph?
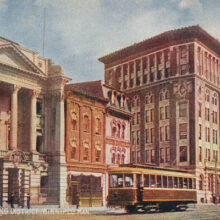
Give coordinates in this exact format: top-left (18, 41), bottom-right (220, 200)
top-left (199, 175), bottom-right (203, 190)
top-left (37, 99), bottom-right (43, 115)
top-left (179, 146), bottom-right (187, 162)
top-left (205, 108), bottom-right (210, 121)
top-left (121, 124), bottom-right (125, 139)
top-left (95, 144), bottom-right (101, 162)
top-left (145, 129), bottom-right (149, 144)
top-left (137, 131), bottom-right (140, 145)
top-left (166, 148), bottom-right (170, 162)
top-left (198, 103), bottom-right (202, 117)
top-left (160, 107), bottom-right (164, 120)
top-left (165, 91), bottom-right (169, 99)
top-left (199, 146), bottom-right (202, 162)
top-left (83, 115), bottom-right (89, 132)
top-left (151, 149), bottom-right (155, 163)
top-left (95, 118), bottom-right (101, 134)
top-left (121, 154), bottom-right (125, 164)
top-left (36, 136), bottom-right (43, 153)
top-left (180, 64), bottom-right (188, 75)
top-left (83, 142), bottom-right (89, 161)
top-left (71, 111), bottom-right (77, 130)
top-left (112, 152), bottom-right (116, 164)
top-left (160, 93), bottom-right (163, 101)
top-left (160, 127), bottom-right (163, 142)
top-left (40, 176), bottom-right (48, 194)
top-left (179, 102), bottom-right (187, 117)
top-left (117, 123), bottom-right (121, 138)
top-left (137, 112), bottom-right (140, 124)
top-left (150, 128), bottom-right (154, 143)
top-left (165, 125), bottom-right (169, 141)
top-left (198, 124), bottom-right (202, 140)
top-left (145, 110), bottom-right (149, 123)
top-left (165, 106), bottom-right (169, 119)
top-left (150, 109), bottom-right (154, 121)
top-left (160, 148), bottom-right (164, 163)
top-left (132, 151), bottom-right (136, 162)
top-left (179, 123), bottom-right (187, 139)
top-left (132, 131), bottom-right (135, 145)
top-left (70, 138), bottom-right (77, 159)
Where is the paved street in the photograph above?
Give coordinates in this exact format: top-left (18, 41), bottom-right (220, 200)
top-left (0, 204), bottom-right (220, 220)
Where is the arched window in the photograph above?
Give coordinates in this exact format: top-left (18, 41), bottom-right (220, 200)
top-left (71, 111), bottom-right (77, 130)
top-left (83, 114), bottom-right (89, 132)
top-left (95, 143), bottom-right (101, 162)
top-left (95, 118), bottom-right (101, 134)
top-left (121, 124), bottom-right (126, 139)
top-left (70, 138), bottom-right (77, 159)
top-left (111, 121), bottom-right (117, 137)
top-left (121, 154), bottom-right (125, 164)
top-left (112, 152), bottom-right (116, 164)
top-left (83, 141), bottom-right (89, 161)
top-left (116, 153), bottom-right (120, 164)
top-left (117, 123), bottom-right (121, 138)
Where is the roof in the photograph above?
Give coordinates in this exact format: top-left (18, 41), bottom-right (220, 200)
top-left (98, 25), bottom-right (220, 64)
top-left (66, 80), bottom-right (104, 97)
top-left (65, 80), bottom-right (109, 102)
top-left (109, 164), bottom-right (195, 178)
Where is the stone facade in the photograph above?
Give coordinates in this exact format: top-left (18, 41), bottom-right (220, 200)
top-left (98, 25), bottom-right (220, 204)
top-left (0, 37), bottom-right (70, 207)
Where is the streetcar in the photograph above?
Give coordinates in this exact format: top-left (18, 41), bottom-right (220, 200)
top-left (108, 164), bottom-right (197, 212)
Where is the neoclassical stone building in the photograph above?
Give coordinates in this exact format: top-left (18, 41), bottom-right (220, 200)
top-left (98, 25), bottom-right (220, 203)
top-left (0, 37), bottom-right (70, 207)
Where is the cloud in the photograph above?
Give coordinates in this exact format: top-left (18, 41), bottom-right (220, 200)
top-left (0, 0), bottom-right (7, 12)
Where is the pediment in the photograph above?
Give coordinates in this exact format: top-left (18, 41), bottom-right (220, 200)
top-left (0, 44), bottom-right (45, 77)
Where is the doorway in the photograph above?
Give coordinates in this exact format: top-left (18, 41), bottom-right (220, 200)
top-left (8, 168), bottom-right (19, 205)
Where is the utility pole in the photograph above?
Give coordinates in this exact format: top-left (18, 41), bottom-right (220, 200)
top-left (42, 8), bottom-right (46, 57)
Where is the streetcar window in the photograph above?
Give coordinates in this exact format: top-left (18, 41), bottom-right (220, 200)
top-left (184, 178), bottom-right (188, 189)
top-left (168, 176), bottom-right (173, 188)
top-left (109, 174), bottom-right (123, 188)
top-left (174, 177), bottom-right (178, 188)
top-left (136, 174), bottom-right (142, 187)
top-left (144, 174), bottom-right (149, 187)
top-left (179, 177), bottom-right (183, 188)
top-left (163, 176), bottom-right (167, 188)
top-left (189, 178), bottom-right (192, 189)
top-left (125, 174), bottom-right (133, 187)
top-left (150, 175), bottom-right (156, 187)
top-left (157, 176), bottom-right (162, 188)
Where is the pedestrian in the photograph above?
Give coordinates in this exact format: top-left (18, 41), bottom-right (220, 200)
top-left (76, 192), bottom-right (79, 209)
top-left (27, 193), bottom-right (30, 209)
top-left (10, 193), bottom-right (14, 209)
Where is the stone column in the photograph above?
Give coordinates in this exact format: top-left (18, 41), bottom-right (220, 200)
top-left (30, 90), bottom-right (38, 153)
top-left (162, 50), bottom-right (165, 79)
top-left (10, 85), bottom-right (20, 150)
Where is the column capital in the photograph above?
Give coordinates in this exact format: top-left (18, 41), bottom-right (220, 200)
top-left (11, 85), bottom-right (21, 93)
top-left (30, 90), bottom-right (39, 98)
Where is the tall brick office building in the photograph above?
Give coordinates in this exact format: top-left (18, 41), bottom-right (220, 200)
top-left (99, 25), bottom-right (220, 203)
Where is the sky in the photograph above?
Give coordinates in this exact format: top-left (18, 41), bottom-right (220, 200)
top-left (0, 0), bottom-right (220, 83)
